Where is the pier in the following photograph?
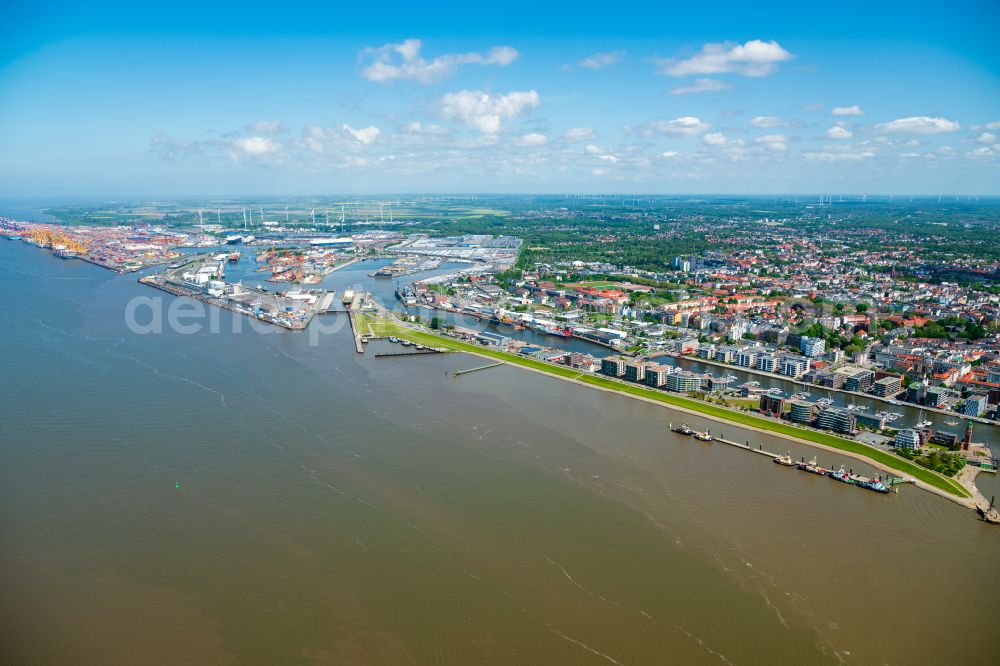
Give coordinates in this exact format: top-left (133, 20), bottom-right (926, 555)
top-left (453, 361), bottom-right (504, 377)
top-left (714, 433), bottom-right (781, 459)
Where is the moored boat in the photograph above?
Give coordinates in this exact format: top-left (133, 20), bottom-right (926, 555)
top-left (827, 465), bottom-right (854, 484)
top-left (669, 423), bottom-right (694, 435)
top-left (773, 453), bottom-right (795, 466)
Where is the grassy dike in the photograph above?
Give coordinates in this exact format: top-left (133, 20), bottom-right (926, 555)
top-left (358, 314), bottom-right (971, 499)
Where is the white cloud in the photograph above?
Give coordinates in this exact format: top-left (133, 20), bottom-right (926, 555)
top-left (561, 127), bottom-right (597, 142)
top-left (631, 116), bottom-right (709, 137)
top-left (513, 132), bottom-right (547, 147)
top-left (825, 126), bottom-right (853, 139)
top-left (361, 39), bottom-right (518, 84)
top-left (985, 120), bottom-right (1000, 130)
top-left (592, 167), bottom-right (611, 176)
top-left (405, 122), bottom-right (448, 136)
top-left (585, 144), bottom-right (602, 154)
top-left (703, 132), bottom-right (728, 145)
top-left (668, 78), bottom-right (732, 95)
top-left (968, 146), bottom-right (995, 159)
top-left (440, 90), bottom-right (540, 133)
top-left (660, 151), bottom-right (679, 158)
top-left (803, 149), bottom-right (875, 162)
top-left (657, 39), bottom-right (793, 77)
top-left (342, 125), bottom-right (381, 144)
top-left (250, 120), bottom-right (285, 134)
top-left (877, 116), bottom-right (960, 135)
top-left (832, 105), bottom-right (864, 116)
top-left (754, 134), bottom-right (788, 151)
top-left (578, 51), bottom-right (624, 69)
top-left (232, 136), bottom-right (280, 156)
top-left (750, 116), bottom-right (794, 129)
top-left (976, 132), bottom-right (996, 144)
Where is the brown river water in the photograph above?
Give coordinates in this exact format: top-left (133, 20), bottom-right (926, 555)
top-left (1, 242), bottom-right (998, 665)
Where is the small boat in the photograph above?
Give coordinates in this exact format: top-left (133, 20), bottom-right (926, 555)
top-left (670, 423), bottom-right (694, 435)
top-left (797, 457), bottom-right (826, 475)
top-left (773, 453), bottom-right (795, 466)
top-left (856, 477), bottom-right (891, 494)
top-left (228, 251), bottom-right (241, 262)
top-left (827, 465), bottom-right (854, 484)
top-left (945, 419), bottom-right (959, 427)
top-left (694, 430), bottom-right (714, 442)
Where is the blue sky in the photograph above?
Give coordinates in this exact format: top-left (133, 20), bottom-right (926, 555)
top-left (1, 0), bottom-right (998, 195)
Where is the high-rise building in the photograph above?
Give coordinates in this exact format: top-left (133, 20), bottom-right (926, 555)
top-left (601, 357), bottom-right (626, 377)
top-left (895, 429), bottom-right (921, 450)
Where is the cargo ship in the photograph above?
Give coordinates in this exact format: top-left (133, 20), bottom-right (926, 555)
top-left (342, 289), bottom-right (355, 304)
top-left (224, 234), bottom-right (242, 244)
top-left (52, 246), bottom-right (79, 259)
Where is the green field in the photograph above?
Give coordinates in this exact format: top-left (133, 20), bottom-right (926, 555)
top-left (364, 315), bottom-right (970, 498)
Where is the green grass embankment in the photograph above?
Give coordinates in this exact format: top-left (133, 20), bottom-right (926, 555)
top-left (367, 315), bottom-right (971, 498)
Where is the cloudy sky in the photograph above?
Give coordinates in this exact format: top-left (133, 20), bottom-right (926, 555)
top-left (1, 0), bottom-right (998, 196)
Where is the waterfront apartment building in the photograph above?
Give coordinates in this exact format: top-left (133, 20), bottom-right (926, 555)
top-left (895, 428), bottom-right (921, 450)
top-left (601, 357), bottom-right (626, 377)
top-left (906, 382), bottom-right (926, 403)
top-left (697, 343), bottom-right (717, 360)
top-left (779, 356), bottom-right (810, 378)
top-left (673, 338), bottom-right (698, 355)
top-left (645, 364), bottom-right (672, 387)
top-left (800, 336), bottom-right (826, 357)
top-left (845, 369), bottom-right (874, 392)
top-left (816, 408), bottom-right (856, 434)
top-left (735, 348), bottom-right (759, 368)
top-left (873, 375), bottom-right (902, 397)
top-left (624, 362), bottom-right (646, 383)
top-left (925, 386), bottom-right (951, 408)
top-left (756, 354), bottom-right (777, 373)
top-left (854, 411), bottom-right (887, 430)
top-left (962, 394), bottom-right (988, 417)
top-left (715, 346), bottom-right (738, 363)
top-left (817, 371), bottom-right (846, 390)
top-left (789, 400), bottom-right (816, 424)
top-left (666, 371), bottom-right (703, 393)
top-left (759, 394), bottom-right (785, 417)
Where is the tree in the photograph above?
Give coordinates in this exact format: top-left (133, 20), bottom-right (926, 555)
top-left (855, 303), bottom-right (868, 313)
top-left (429, 316), bottom-right (442, 330)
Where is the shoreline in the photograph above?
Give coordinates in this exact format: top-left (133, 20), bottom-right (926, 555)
top-left (377, 317), bottom-right (983, 513)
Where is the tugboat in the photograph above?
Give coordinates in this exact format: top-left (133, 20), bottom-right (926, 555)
top-left (797, 456), bottom-right (826, 475)
top-left (856, 477), bottom-right (891, 494)
top-left (827, 465), bottom-right (854, 484)
top-left (694, 430), bottom-right (714, 442)
top-left (669, 423), bottom-right (694, 436)
top-left (773, 452), bottom-right (795, 466)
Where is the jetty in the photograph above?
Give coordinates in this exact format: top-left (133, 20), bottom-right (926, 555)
top-left (668, 423), bottom-right (902, 495)
top-left (453, 361), bottom-right (504, 377)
